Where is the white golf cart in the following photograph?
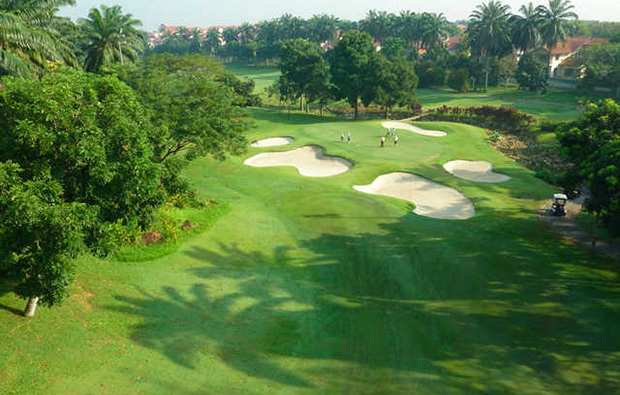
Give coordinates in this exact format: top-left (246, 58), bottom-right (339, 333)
top-left (551, 193), bottom-right (568, 216)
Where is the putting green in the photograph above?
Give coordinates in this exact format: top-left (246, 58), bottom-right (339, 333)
top-left (1, 108), bottom-right (618, 394)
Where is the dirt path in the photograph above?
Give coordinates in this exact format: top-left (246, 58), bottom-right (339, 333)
top-left (539, 197), bottom-right (620, 261)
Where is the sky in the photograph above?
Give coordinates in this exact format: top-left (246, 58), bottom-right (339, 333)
top-left (59, 0), bottom-right (620, 32)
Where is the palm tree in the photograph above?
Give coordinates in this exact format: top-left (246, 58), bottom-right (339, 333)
top-left (205, 29), bottom-right (220, 54)
top-left (537, 0), bottom-right (578, 75)
top-left (222, 27), bottom-right (238, 45)
top-left (361, 10), bottom-right (394, 43)
top-left (468, 1), bottom-right (513, 58)
top-left (420, 13), bottom-right (450, 50)
top-left (468, 1), bottom-right (513, 91)
top-left (509, 3), bottom-right (542, 53)
top-left (307, 14), bottom-right (340, 45)
top-left (79, 5), bottom-right (144, 73)
top-left (238, 23), bottom-right (257, 44)
top-left (395, 11), bottom-right (422, 51)
top-left (0, 0), bottom-right (77, 76)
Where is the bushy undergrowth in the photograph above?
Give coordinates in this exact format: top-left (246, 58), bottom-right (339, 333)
top-left (325, 100), bottom-right (423, 119)
top-left (421, 105), bottom-right (536, 132)
top-left (114, 201), bottom-right (230, 262)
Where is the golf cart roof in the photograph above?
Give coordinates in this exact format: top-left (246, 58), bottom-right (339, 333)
top-left (554, 193), bottom-right (568, 200)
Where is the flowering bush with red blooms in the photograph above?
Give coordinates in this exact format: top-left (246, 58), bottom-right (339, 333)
top-left (423, 105), bottom-right (535, 132)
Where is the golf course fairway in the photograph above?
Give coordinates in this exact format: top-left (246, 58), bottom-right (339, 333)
top-left (1, 108), bottom-right (618, 394)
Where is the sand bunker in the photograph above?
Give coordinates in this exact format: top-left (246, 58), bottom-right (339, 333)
top-left (443, 160), bottom-right (510, 183)
top-left (244, 146), bottom-right (352, 177)
top-left (251, 137), bottom-right (294, 147)
top-left (354, 172), bottom-right (474, 220)
top-left (382, 121), bottom-right (447, 137)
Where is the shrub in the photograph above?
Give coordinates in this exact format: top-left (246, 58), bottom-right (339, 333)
top-left (448, 68), bottom-right (470, 93)
top-left (515, 53), bottom-right (548, 92)
top-left (415, 60), bottom-right (446, 88)
top-left (423, 105), bottom-right (535, 132)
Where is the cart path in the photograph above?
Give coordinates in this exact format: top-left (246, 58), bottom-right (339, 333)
top-left (539, 196), bottom-right (620, 261)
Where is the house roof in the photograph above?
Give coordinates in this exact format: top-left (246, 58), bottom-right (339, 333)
top-left (447, 35), bottom-right (461, 51)
top-left (546, 37), bottom-right (608, 55)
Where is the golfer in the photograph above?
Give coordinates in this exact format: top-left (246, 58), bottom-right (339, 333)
top-left (347, 131), bottom-right (351, 143)
top-left (394, 134), bottom-right (399, 146)
top-left (381, 136), bottom-right (385, 147)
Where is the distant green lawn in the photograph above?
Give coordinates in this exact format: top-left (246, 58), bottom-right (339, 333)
top-left (2, 109), bottom-right (618, 394)
top-left (224, 63), bottom-right (280, 94)
top-left (416, 86), bottom-right (589, 122)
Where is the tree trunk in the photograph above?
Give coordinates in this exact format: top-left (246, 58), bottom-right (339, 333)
top-left (354, 100), bottom-right (359, 119)
top-left (484, 71), bottom-right (489, 92)
top-left (299, 95), bottom-right (304, 111)
top-left (24, 297), bottom-right (39, 317)
top-left (385, 107), bottom-right (389, 119)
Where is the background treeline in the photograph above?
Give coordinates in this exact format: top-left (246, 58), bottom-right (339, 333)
top-left (152, 1), bottom-right (577, 94)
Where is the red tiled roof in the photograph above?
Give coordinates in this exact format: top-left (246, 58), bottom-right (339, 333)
top-left (447, 35), bottom-right (461, 50)
top-left (546, 37), bottom-right (608, 55)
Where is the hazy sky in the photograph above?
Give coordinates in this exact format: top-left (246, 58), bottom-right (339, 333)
top-left (59, 0), bottom-right (620, 32)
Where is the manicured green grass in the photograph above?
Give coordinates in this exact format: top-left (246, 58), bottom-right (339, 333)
top-left (224, 63), bottom-right (280, 94)
top-left (1, 109), bottom-right (619, 394)
top-left (416, 86), bottom-right (593, 122)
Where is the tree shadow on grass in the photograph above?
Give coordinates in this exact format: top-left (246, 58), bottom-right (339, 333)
top-left (0, 275), bottom-right (22, 316)
top-left (110, 215), bottom-right (620, 393)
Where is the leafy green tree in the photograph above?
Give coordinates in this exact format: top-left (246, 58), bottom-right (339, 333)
top-left (537, 0), bottom-right (578, 74)
top-left (556, 99), bottom-right (620, 235)
top-left (330, 31), bottom-right (377, 118)
top-left (0, 162), bottom-right (95, 317)
top-left (380, 37), bottom-right (408, 60)
top-left (123, 54), bottom-right (251, 162)
top-left (448, 68), bottom-right (471, 92)
top-left (279, 39), bottom-right (329, 110)
top-left (515, 52), bottom-right (547, 91)
top-left (0, 0), bottom-right (77, 75)
top-left (498, 55), bottom-right (518, 91)
top-left (415, 60), bottom-right (446, 88)
top-left (79, 5), bottom-right (145, 73)
top-left (0, 66), bottom-right (164, 226)
top-left (374, 54), bottom-right (418, 118)
top-left (579, 43), bottom-right (620, 98)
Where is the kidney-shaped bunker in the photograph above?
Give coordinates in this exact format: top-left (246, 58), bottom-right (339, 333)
top-left (244, 146), bottom-right (352, 177)
top-left (354, 172), bottom-right (474, 220)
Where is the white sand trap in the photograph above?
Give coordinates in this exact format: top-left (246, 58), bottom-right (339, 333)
top-left (251, 137), bottom-right (294, 147)
top-left (382, 121), bottom-right (447, 137)
top-left (354, 172), bottom-right (474, 220)
top-left (443, 160), bottom-right (511, 183)
top-left (244, 146), bottom-right (352, 177)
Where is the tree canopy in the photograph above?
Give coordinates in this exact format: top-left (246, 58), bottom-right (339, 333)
top-left (330, 31), bottom-right (377, 119)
